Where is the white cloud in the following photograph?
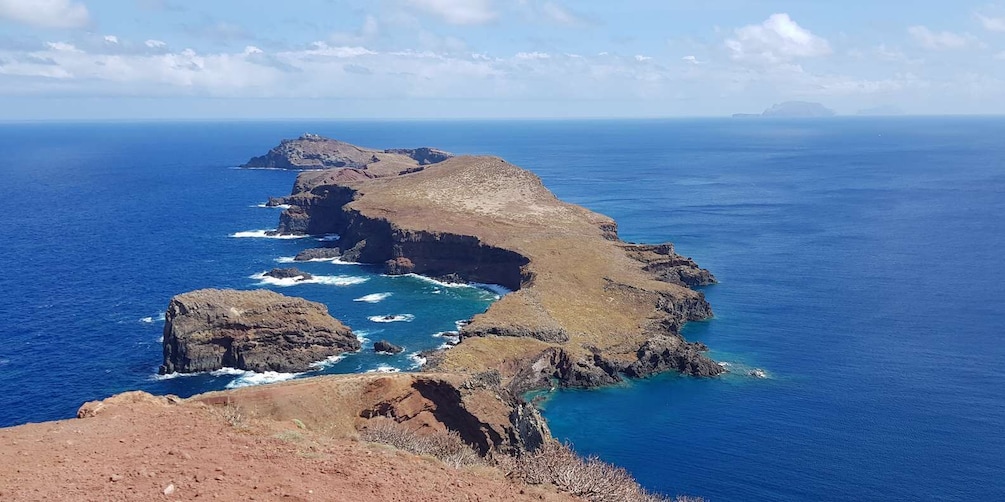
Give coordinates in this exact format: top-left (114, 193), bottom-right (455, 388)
top-left (0, 0), bottom-right (89, 28)
top-left (405, 0), bottom-right (496, 25)
top-left (908, 26), bottom-right (973, 50)
top-left (634, 55), bottom-right (652, 62)
top-left (977, 13), bottom-right (1005, 32)
top-left (103, 35), bottom-right (119, 44)
top-left (726, 13), bottom-right (831, 64)
top-left (682, 55), bottom-right (701, 65)
top-left (515, 51), bottom-right (550, 59)
top-left (330, 15), bottom-right (380, 45)
top-left (145, 40), bottom-right (167, 49)
top-left (45, 41), bottom-right (81, 52)
top-left (539, 2), bottom-right (584, 25)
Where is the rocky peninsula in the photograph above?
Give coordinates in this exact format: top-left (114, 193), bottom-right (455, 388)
top-left (260, 135), bottom-right (723, 392)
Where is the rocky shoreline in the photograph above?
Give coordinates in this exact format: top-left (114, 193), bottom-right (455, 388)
top-left (256, 136), bottom-right (723, 394)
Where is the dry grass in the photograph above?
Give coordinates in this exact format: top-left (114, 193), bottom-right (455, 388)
top-left (359, 419), bottom-right (485, 469)
top-left (500, 442), bottom-right (704, 502)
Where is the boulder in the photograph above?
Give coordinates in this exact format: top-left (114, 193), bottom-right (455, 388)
top-left (374, 340), bottom-right (404, 354)
top-left (159, 289), bottom-right (359, 374)
top-left (294, 247), bottom-right (342, 262)
top-left (264, 268), bottom-right (313, 281)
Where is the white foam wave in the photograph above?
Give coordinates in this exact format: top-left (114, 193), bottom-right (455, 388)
top-left (454, 320), bottom-right (469, 331)
top-left (224, 370), bottom-right (301, 389)
top-left (433, 331), bottom-right (461, 345)
top-left (310, 354), bottom-right (347, 369)
top-left (355, 330), bottom-right (372, 345)
top-left (274, 255), bottom-right (361, 265)
top-left (354, 292), bottom-right (392, 303)
top-left (365, 365), bottom-right (401, 374)
top-left (408, 353), bottom-right (427, 369)
top-left (254, 203), bottom-right (293, 209)
top-left (368, 314), bottom-right (415, 323)
top-left (392, 273), bottom-right (468, 288)
top-left (230, 230), bottom-right (308, 240)
top-left (250, 272), bottom-right (369, 287)
top-left (316, 234), bottom-right (340, 242)
top-left (275, 256), bottom-right (296, 263)
top-left (140, 313), bottom-right (166, 323)
top-left (471, 282), bottom-right (513, 297)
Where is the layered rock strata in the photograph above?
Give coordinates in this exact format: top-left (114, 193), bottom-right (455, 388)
top-left (260, 140), bottom-right (723, 391)
top-left (159, 289), bottom-right (360, 374)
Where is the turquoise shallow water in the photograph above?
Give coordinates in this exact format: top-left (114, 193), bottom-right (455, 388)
top-left (1, 118), bottom-right (1003, 501)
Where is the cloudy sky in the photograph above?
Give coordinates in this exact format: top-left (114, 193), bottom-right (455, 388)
top-left (2, 0), bottom-right (1005, 119)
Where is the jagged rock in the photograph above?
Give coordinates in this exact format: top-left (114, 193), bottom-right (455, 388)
top-left (626, 334), bottom-right (723, 378)
top-left (263, 268), bottom-right (313, 281)
top-left (294, 247), bottom-right (342, 261)
top-left (374, 340), bottom-right (404, 354)
top-left (159, 289), bottom-right (359, 374)
top-left (620, 243), bottom-right (717, 287)
top-left (384, 257), bottom-right (415, 275)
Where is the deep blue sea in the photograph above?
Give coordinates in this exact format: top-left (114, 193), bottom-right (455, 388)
top-left (0, 118), bottom-right (1002, 501)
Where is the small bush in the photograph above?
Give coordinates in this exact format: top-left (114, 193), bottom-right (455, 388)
top-left (359, 419), bottom-right (484, 469)
top-left (502, 441), bottom-right (704, 502)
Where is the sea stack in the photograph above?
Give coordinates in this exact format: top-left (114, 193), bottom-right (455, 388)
top-left (159, 289), bottom-right (360, 374)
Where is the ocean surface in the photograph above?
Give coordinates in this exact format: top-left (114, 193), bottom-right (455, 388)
top-left (0, 118), bottom-right (1002, 501)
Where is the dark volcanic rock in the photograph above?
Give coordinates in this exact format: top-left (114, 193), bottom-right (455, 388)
top-left (263, 268), bottom-right (313, 281)
top-left (373, 340), bottom-right (404, 354)
top-left (620, 243), bottom-right (717, 287)
top-left (626, 334), bottom-right (723, 378)
top-left (294, 247), bottom-right (342, 262)
top-left (384, 257), bottom-right (415, 275)
top-left (159, 289), bottom-right (359, 374)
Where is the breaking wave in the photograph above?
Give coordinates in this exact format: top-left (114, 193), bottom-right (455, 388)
top-left (250, 272), bottom-right (369, 287)
top-left (354, 292), bottom-right (392, 303)
top-left (368, 314), bottom-right (415, 323)
top-left (365, 365), bottom-right (401, 374)
top-left (140, 313), bottom-right (166, 324)
top-left (230, 230), bottom-right (308, 240)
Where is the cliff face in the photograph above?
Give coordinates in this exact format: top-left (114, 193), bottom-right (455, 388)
top-left (263, 146), bottom-right (723, 389)
top-left (160, 289), bottom-right (360, 374)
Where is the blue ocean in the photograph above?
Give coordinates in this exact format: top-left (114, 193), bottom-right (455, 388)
top-left (0, 119), bottom-right (1002, 501)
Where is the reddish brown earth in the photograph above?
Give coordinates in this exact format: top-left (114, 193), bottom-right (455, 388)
top-left (0, 389), bottom-right (577, 502)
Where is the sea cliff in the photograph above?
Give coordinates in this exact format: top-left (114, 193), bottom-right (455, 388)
top-left (261, 137), bottom-right (723, 393)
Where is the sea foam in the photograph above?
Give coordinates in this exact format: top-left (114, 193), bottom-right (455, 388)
top-left (365, 365), bottom-right (401, 374)
top-left (368, 314), bottom-right (415, 323)
top-left (230, 230), bottom-right (307, 240)
top-left (354, 292), bottom-right (392, 303)
top-left (140, 313), bottom-right (166, 323)
top-left (250, 272), bottom-right (369, 287)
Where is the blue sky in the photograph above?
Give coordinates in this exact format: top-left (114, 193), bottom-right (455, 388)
top-left (1, 0), bottom-right (1004, 119)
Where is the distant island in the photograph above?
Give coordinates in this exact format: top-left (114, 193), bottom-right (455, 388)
top-left (734, 101), bottom-right (836, 118)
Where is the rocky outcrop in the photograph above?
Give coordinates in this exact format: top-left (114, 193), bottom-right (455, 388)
top-left (263, 267), bottom-right (313, 281)
top-left (374, 340), bottom-right (404, 354)
top-left (621, 243), bottom-right (717, 287)
top-left (384, 147), bottom-right (453, 165)
top-left (159, 289), bottom-right (360, 375)
top-left (294, 247), bottom-right (342, 261)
